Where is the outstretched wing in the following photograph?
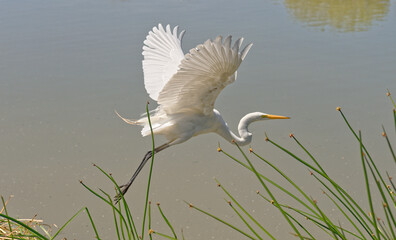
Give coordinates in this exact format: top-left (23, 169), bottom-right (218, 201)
top-left (157, 36), bottom-right (253, 115)
top-left (142, 24), bottom-right (186, 101)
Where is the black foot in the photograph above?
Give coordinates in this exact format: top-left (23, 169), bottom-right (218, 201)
top-left (114, 184), bottom-right (130, 204)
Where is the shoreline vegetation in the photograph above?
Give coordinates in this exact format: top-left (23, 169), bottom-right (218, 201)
top-left (1, 90), bottom-right (395, 239)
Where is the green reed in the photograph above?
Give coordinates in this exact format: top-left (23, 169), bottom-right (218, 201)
top-left (186, 91), bottom-right (395, 239)
top-left (79, 102), bottom-right (178, 240)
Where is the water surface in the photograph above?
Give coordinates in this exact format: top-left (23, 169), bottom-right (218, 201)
top-left (1, 0), bottom-right (395, 239)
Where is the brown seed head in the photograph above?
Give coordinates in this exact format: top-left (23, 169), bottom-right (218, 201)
top-left (256, 190), bottom-right (260, 194)
top-left (383, 203), bottom-right (388, 208)
top-left (336, 106), bottom-right (341, 111)
top-left (231, 139), bottom-right (236, 143)
top-left (227, 201), bottom-right (232, 206)
top-left (189, 203), bottom-right (193, 208)
top-left (156, 202), bottom-right (160, 206)
top-left (382, 132), bottom-right (387, 137)
top-left (148, 229), bottom-right (154, 235)
top-left (289, 133), bottom-right (294, 138)
top-left (313, 199), bottom-right (317, 204)
top-left (217, 183), bottom-right (221, 187)
top-left (265, 137), bottom-right (269, 142)
top-left (217, 147), bottom-right (222, 152)
top-left (249, 147), bottom-right (253, 153)
top-left (270, 200), bottom-right (274, 204)
top-left (386, 91), bottom-right (390, 96)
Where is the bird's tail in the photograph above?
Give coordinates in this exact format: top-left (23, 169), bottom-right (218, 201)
top-left (115, 108), bottom-right (169, 137)
top-left (115, 110), bottom-right (139, 125)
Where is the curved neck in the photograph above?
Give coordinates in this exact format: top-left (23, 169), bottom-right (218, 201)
top-left (217, 113), bottom-right (258, 146)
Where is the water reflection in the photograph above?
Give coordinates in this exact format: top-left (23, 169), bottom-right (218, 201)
top-left (284, 0), bottom-right (390, 32)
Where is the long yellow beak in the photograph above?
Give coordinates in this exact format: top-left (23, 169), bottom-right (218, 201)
top-left (263, 114), bottom-right (290, 119)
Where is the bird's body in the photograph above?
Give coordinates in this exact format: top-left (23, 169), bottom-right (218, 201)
top-left (119, 108), bottom-right (266, 146)
top-left (115, 24), bottom-right (289, 201)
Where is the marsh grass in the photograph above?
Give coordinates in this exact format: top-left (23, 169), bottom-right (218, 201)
top-left (81, 91), bottom-right (394, 239)
top-left (79, 102), bottom-right (180, 240)
top-left (185, 91), bottom-right (396, 239)
top-left (1, 91), bottom-right (394, 239)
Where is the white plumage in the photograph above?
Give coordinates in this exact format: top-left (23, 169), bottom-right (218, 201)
top-left (142, 24), bottom-right (185, 101)
top-left (115, 24), bottom-right (289, 201)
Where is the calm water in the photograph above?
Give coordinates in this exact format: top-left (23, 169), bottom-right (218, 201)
top-left (1, 0), bottom-right (395, 239)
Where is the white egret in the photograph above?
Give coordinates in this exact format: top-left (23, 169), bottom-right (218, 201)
top-left (115, 24), bottom-right (289, 200)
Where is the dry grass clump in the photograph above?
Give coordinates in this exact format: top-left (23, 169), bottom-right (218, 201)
top-left (1, 195), bottom-right (53, 240)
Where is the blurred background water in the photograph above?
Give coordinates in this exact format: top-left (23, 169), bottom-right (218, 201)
top-left (1, 0), bottom-right (395, 239)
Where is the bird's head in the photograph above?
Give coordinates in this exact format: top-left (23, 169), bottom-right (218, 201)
top-left (239, 112), bottom-right (290, 131)
top-left (236, 112), bottom-right (290, 145)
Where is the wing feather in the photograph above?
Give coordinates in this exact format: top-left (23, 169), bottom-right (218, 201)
top-left (142, 24), bottom-right (185, 101)
top-left (157, 36), bottom-right (253, 115)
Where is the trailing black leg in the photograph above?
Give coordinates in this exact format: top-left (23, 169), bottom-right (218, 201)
top-left (114, 142), bottom-right (172, 203)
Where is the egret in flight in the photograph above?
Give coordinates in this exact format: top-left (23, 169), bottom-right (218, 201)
top-left (115, 24), bottom-right (289, 200)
